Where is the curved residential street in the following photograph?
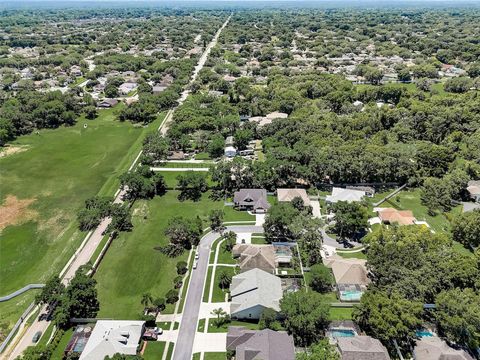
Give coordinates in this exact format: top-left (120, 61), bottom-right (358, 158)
top-left (172, 225), bottom-right (263, 360)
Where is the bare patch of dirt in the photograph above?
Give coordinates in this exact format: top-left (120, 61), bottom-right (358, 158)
top-left (0, 195), bottom-right (38, 231)
top-left (0, 146), bottom-right (28, 159)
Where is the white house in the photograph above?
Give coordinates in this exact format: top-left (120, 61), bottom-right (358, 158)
top-left (326, 187), bottom-right (366, 204)
top-left (118, 82), bottom-right (138, 95)
top-left (79, 320), bottom-right (145, 360)
top-left (225, 146), bottom-right (237, 158)
top-left (230, 268), bottom-right (283, 320)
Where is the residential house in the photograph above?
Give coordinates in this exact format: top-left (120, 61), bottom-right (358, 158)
top-left (323, 255), bottom-right (370, 302)
top-left (208, 90), bottom-right (224, 97)
top-left (223, 74), bottom-right (237, 82)
top-left (346, 186), bottom-right (375, 197)
top-left (233, 244), bottom-right (276, 274)
top-left (225, 146), bottom-right (237, 158)
top-left (20, 67), bottom-right (33, 79)
top-left (326, 187), bottom-right (366, 204)
top-left (233, 189), bottom-right (270, 213)
top-left (230, 268), bottom-right (283, 319)
top-left (153, 85), bottom-right (167, 94)
top-left (97, 98), bottom-right (118, 108)
top-left (336, 336), bottom-right (391, 360)
top-left (226, 327), bottom-right (295, 360)
top-left (413, 337), bottom-right (474, 360)
top-left (119, 82), bottom-right (138, 95)
top-left (277, 188), bottom-right (311, 207)
top-left (70, 65), bottom-right (83, 77)
top-left (265, 111), bottom-right (288, 120)
top-left (79, 320), bottom-right (145, 360)
top-left (377, 208), bottom-right (416, 226)
top-left (466, 180), bottom-right (480, 203)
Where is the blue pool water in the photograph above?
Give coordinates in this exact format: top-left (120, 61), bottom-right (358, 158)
top-left (340, 290), bottom-right (363, 301)
top-left (416, 330), bottom-right (434, 337)
top-left (331, 329), bottom-right (356, 337)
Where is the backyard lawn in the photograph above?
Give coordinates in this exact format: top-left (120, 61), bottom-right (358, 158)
top-left (0, 106), bottom-right (162, 331)
top-left (329, 307), bottom-right (354, 321)
top-left (94, 191), bottom-right (246, 318)
top-left (378, 189), bottom-right (462, 233)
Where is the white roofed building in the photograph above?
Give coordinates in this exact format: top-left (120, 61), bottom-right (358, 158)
top-left (79, 320), bottom-right (145, 360)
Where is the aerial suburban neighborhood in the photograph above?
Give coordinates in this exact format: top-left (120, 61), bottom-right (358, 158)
top-left (0, 1), bottom-right (479, 360)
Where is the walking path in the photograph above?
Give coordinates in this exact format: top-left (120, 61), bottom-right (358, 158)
top-left (0, 284), bottom-right (45, 302)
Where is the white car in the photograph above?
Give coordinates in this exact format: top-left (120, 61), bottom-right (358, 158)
top-left (193, 260), bottom-right (198, 269)
top-left (195, 252), bottom-right (199, 260)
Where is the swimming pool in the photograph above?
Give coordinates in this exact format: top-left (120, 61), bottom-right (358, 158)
top-left (330, 329), bottom-right (356, 337)
top-left (416, 330), bottom-right (434, 337)
top-left (340, 290), bottom-right (363, 302)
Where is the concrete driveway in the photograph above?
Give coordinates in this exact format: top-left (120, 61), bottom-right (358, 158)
top-left (193, 333), bottom-right (227, 353)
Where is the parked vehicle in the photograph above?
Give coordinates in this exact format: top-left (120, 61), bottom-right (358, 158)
top-left (193, 260), bottom-right (198, 269)
top-left (32, 331), bottom-right (42, 343)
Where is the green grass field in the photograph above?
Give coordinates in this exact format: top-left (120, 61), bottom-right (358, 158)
top-left (0, 107), bottom-right (163, 330)
top-left (143, 341), bottom-right (167, 360)
top-left (94, 191), bottom-right (246, 319)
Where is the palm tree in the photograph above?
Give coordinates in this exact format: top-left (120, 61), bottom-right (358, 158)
top-left (211, 307), bottom-right (227, 327)
top-left (141, 292), bottom-right (153, 310)
top-left (218, 271), bottom-right (232, 290)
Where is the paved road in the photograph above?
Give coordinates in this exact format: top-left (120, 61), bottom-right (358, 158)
top-left (160, 14), bottom-right (231, 136)
top-left (172, 225), bottom-right (263, 360)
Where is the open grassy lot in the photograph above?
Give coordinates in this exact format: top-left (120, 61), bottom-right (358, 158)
top-left (94, 191), bottom-right (246, 319)
top-left (0, 107), bottom-right (162, 330)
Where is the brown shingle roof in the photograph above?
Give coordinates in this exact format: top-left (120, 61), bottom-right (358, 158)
top-left (226, 327), bottom-right (295, 360)
top-left (323, 256), bottom-right (370, 286)
top-left (233, 244), bottom-right (276, 274)
top-left (378, 208), bottom-right (416, 226)
top-left (337, 336), bottom-right (391, 360)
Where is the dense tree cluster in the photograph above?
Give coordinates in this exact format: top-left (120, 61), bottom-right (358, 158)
top-left (355, 226), bottom-right (480, 351)
top-left (0, 90), bottom-right (84, 144)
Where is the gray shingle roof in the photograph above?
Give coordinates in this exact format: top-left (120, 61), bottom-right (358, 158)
top-left (337, 336), bottom-right (391, 360)
top-left (230, 269), bottom-right (282, 315)
top-left (226, 326), bottom-right (295, 360)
